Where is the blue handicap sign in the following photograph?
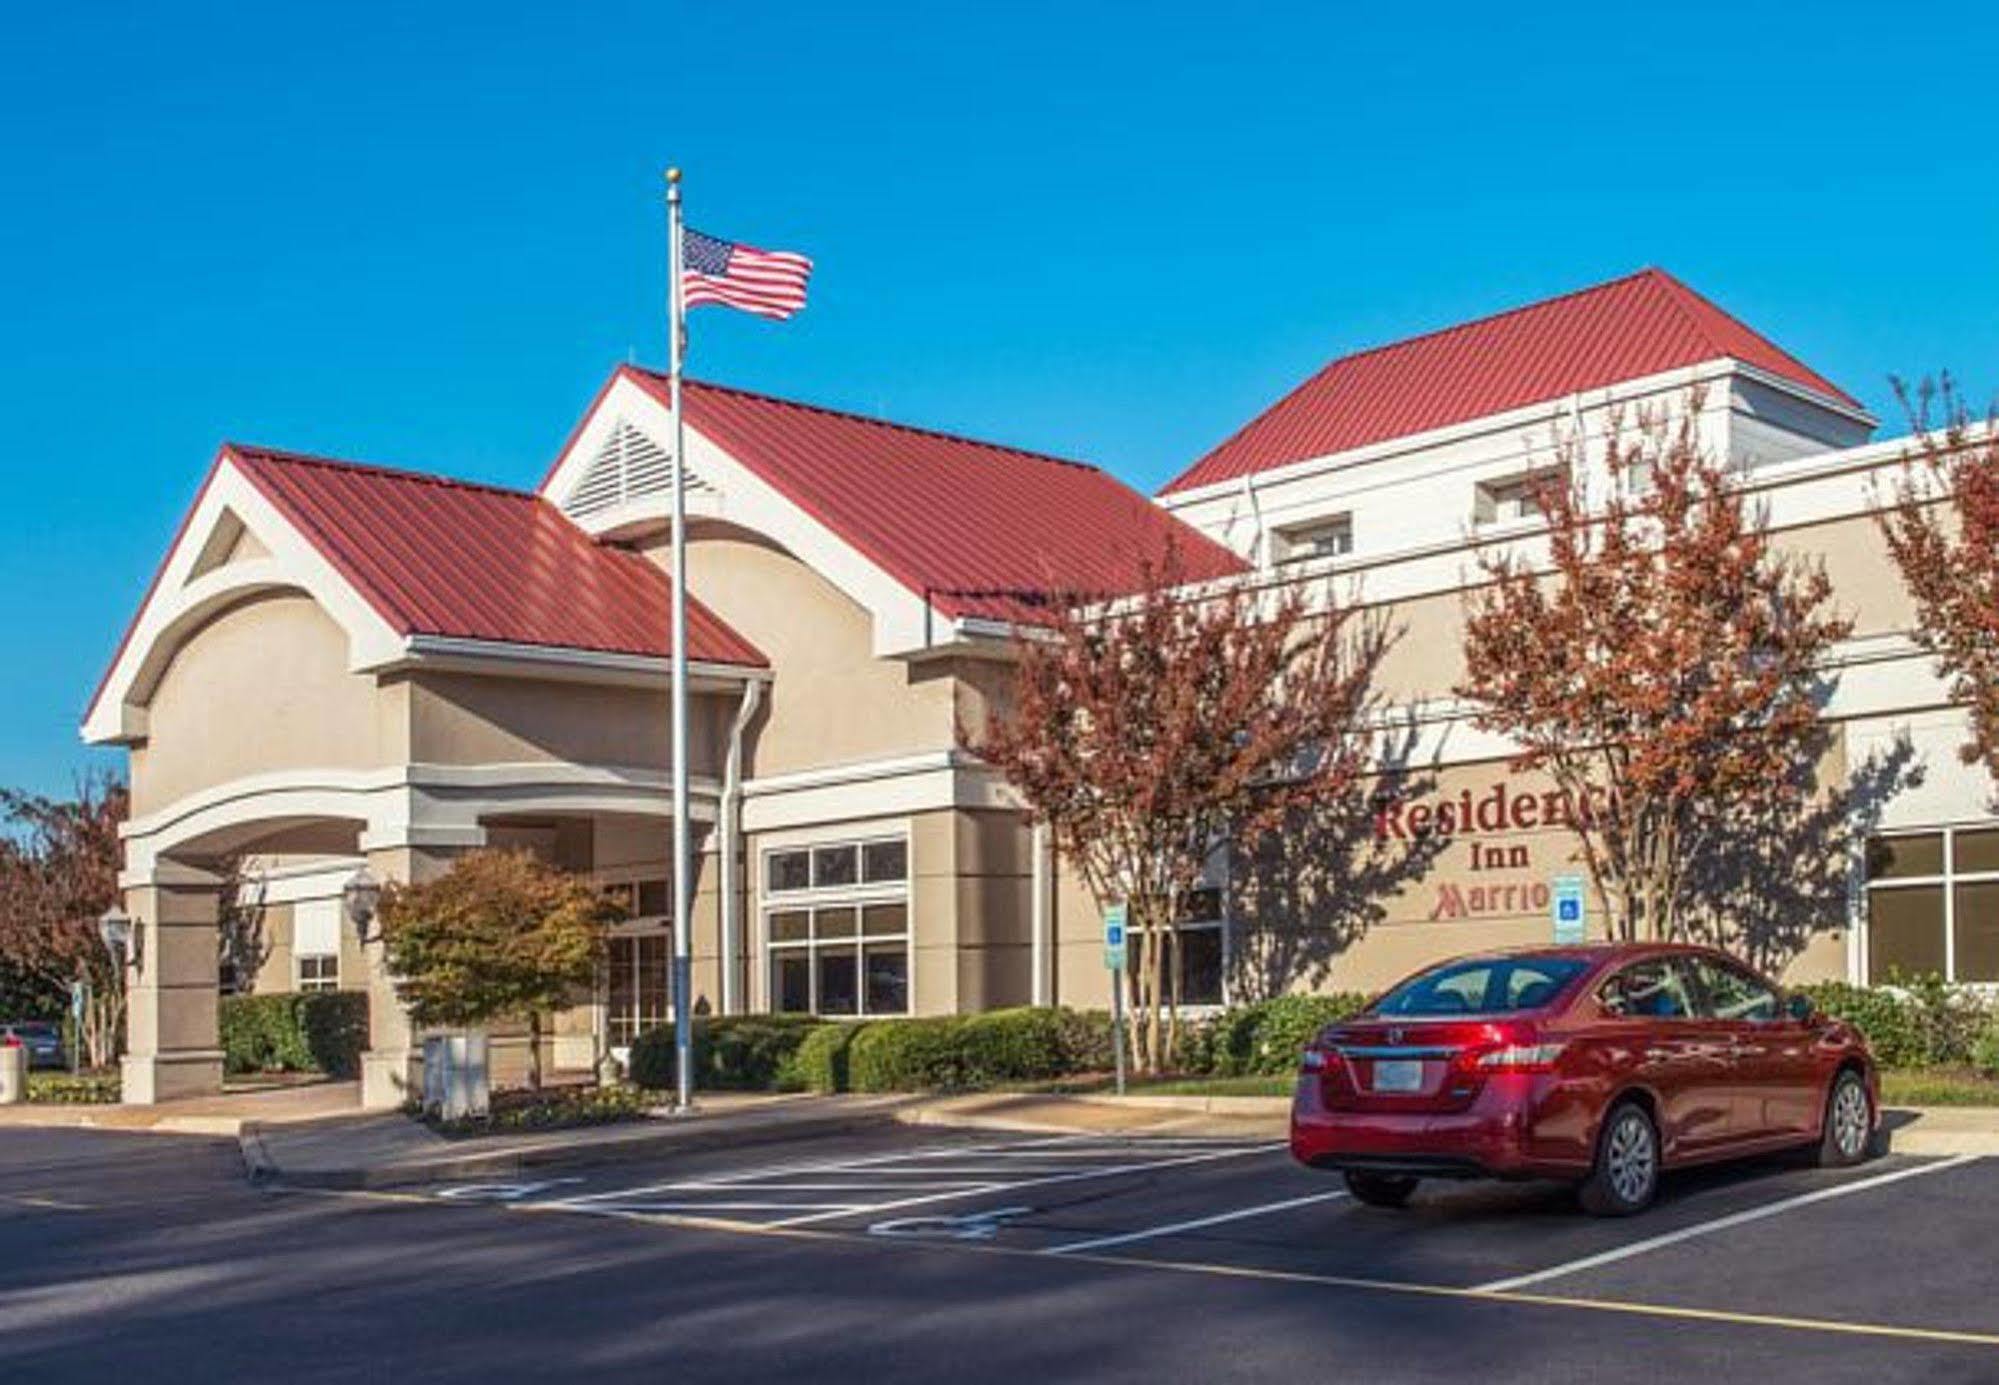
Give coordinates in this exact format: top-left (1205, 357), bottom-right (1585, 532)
top-left (1551, 875), bottom-right (1587, 943)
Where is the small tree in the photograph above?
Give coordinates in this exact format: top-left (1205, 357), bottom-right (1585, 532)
top-left (967, 546), bottom-right (1387, 1074)
top-left (1878, 377), bottom-right (1999, 794)
top-left (0, 775), bottom-right (127, 1067)
top-left (376, 849), bottom-right (620, 1091)
top-left (1458, 398), bottom-right (1851, 942)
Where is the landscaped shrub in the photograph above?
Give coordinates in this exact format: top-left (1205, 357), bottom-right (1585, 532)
top-left (848, 1016), bottom-right (968, 1092)
top-left (845, 1008), bottom-right (1105, 1093)
top-left (219, 991), bottom-right (369, 1078)
top-left (1194, 993), bottom-right (1370, 1076)
top-left (27, 1071), bottom-right (120, 1104)
top-left (791, 1021), bottom-right (868, 1093)
top-left (626, 1014), bottom-right (829, 1092)
top-left (1797, 975), bottom-right (1989, 1069)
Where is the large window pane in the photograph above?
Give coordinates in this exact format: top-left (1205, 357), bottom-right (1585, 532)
top-left (864, 944), bottom-right (909, 1015)
top-left (1955, 829), bottom-right (1999, 875)
top-left (1868, 885), bottom-right (1946, 980)
top-left (1868, 834), bottom-right (1944, 881)
top-left (1179, 927), bottom-right (1224, 1006)
top-left (636, 877), bottom-right (670, 918)
top-left (1954, 881), bottom-right (1999, 983)
top-left (767, 850), bottom-right (811, 893)
top-left (862, 839), bottom-right (908, 884)
top-left (815, 906), bottom-right (858, 939)
top-left (862, 902), bottom-right (908, 937)
top-left (813, 845), bottom-right (858, 888)
top-left (818, 949), bottom-right (859, 1015)
top-left (771, 953), bottom-right (812, 1013)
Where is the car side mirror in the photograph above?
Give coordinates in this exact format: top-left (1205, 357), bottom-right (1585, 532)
top-left (1784, 992), bottom-right (1815, 1023)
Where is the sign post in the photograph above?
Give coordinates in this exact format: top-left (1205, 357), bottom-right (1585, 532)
top-left (1103, 903), bottom-right (1128, 1097)
top-left (1551, 874), bottom-right (1587, 944)
top-left (68, 980), bottom-right (86, 1076)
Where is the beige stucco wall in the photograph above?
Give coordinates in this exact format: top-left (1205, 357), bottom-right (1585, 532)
top-left (407, 672), bottom-right (726, 777)
top-left (671, 526), bottom-right (954, 775)
top-left (130, 592), bottom-right (404, 815)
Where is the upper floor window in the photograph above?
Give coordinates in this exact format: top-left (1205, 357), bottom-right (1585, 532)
top-left (767, 838), bottom-right (908, 895)
top-left (1474, 467), bottom-right (1566, 526)
top-left (1274, 514), bottom-right (1353, 564)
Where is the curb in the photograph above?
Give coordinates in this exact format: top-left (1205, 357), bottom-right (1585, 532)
top-left (242, 1101), bottom-right (913, 1192)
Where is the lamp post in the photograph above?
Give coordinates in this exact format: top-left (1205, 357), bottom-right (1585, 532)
top-left (97, 906), bottom-right (137, 971)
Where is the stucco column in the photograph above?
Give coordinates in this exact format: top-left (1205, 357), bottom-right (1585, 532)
top-left (122, 867), bottom-right (225, 1105)
top-left (359, 843), bottom-right (464, 1110)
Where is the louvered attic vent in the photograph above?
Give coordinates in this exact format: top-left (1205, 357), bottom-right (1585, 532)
top-left (562, 420), bottom-right (711, 518)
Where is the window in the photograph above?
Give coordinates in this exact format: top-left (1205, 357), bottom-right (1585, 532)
top-left (764, 835), bottom-right (911, 1016)
top-left (1275, 514), bottom-right (1353, 564)
top-left (1474, 468), bottom-right (1565, 525)
top-left (606, 932), bottom-right (670, 1046)
top-left (1373, 956), bottom-right (1588, 1016)
top-left (297, 954), bottom-right (339, 993)
top-left (1865, 828), bottom-right (1999, 983)
top-left (1598, 958), bottom-right (1698, 1019)
top-left (1691, 957), bottom-right (1778, 1021)
top-left (601, 876), bottom-right (671, 919)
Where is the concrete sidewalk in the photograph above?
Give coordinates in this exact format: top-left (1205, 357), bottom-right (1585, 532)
top-left (0, 1078), bottom-right (363, 1137)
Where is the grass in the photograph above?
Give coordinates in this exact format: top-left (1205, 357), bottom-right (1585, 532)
top-left (1038, 1068), bottom-right (1999, 1107)
top-left (1880, 1067), bottom-right (1999, 1107)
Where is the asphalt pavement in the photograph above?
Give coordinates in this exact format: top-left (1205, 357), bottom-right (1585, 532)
top-left (2, 1123), bottom-right (1996, 1383)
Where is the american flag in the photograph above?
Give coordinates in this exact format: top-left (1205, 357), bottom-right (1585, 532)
top-left (682, 227), bottom-right (812, 320)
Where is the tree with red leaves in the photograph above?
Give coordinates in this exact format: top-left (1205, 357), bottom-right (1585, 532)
top-left (1458, 399), bottom-right (1851, 943)
top-left (1879, 378), bottom-right (1999, 796)
top-left (0, 774), bottom-right (129, 1067)
top-left (967, 546), bottom-right (1388, 1074)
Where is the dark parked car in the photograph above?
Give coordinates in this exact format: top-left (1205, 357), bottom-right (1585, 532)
top-left (1, 1021), bottom-right (67, 1070)
top-left (1290, 943), bottom-right (1877, 1215)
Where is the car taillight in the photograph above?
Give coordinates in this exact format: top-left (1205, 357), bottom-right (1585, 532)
top-left (1474, 1042), bottom-right (1566, 1073)
top-left (1299, 1048), bottom-right (1329, 1073)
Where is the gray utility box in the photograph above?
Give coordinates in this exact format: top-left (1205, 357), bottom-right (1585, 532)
top-left (421, 1032), bottom-right (491, 1121)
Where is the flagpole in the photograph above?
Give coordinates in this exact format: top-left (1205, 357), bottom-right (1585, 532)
top-left (665, 166), bottom-right (695, 1112)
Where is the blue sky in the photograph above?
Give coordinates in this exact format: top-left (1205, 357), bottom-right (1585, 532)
top-left (4, 2), bottom-right (1997, 797)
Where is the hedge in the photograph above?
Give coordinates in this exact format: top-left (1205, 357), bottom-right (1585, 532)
top-left (219, 991), bottom-right (369, 1078)
top-left (1797, 975), bottom-right (1991, 1070)
top-left (1188, 993), bottom-right (1371, 1077)
top-left (791, 1020), bottom-right (867, 1093)
top-left (627, 1014), bottom-right (827, 1092)
top-left (846, 1007), bottom-right (1093, 1093)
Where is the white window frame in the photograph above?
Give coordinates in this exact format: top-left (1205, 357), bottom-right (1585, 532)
top-left (1861, 822), bottom-right (1999, 987)
top-left (759, 828), bottom-right (913, 1018)
top-left (295, 953), bottom-right (340, 993)
top-left (594, 867), bottom-right (675, 1050)
top-left (1274, 513), bottom-right (1353, 565)
top-left (1473, 466), bottom-right (1566, 527)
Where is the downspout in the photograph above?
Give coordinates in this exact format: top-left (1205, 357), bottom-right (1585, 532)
top-left (720, 678), bottom-right (764, 1015)
top-left (1031, 822), bottom-right (1053, 1007)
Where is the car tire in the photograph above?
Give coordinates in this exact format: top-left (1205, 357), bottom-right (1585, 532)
top-left (1813, 1068), bottom-right (1874, 1168)
top-left (1578, 1100), bottom-right (1660, 1217)
top-left (1343, 1171), bottom-right (1419, 1208)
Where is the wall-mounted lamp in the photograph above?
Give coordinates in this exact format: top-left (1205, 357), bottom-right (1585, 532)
top-left (98, 906), bottom-right (140, 972)
top-left (343, 866), bottom-right (383, 945)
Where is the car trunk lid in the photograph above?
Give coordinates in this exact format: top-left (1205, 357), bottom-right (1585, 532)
top-left (1309, 1018), bottom-right (1539, 1113)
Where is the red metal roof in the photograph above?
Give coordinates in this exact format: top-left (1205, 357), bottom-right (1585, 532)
top-left (1161, 269), bottom-right (1864, 496)
top-left (618, 368), bottom-right (1247, 624)
top-left (229, 444), bottom-right (766, 666)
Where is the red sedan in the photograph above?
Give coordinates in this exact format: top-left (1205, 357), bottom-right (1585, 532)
top-left (1290, 943), bottom-right (1878, 1215)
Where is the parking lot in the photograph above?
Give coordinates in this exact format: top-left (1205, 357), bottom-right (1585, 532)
top-left (429, 1129), bottom-right (1999, 1349)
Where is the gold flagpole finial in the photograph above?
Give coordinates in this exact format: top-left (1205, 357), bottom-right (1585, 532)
top-left (665, 167), bottom-right (682, 185)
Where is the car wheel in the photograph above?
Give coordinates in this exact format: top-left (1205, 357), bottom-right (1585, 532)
top-left (1343, 1171), bottom-right (1419, 1208)
top-left (1814, 1069), bottom-right (1874, 1168)
top-left (1579, 1101), bottom-right (1659, 1217)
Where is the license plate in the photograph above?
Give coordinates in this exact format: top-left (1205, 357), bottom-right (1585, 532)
top-left (1372, 1059), bottom-right (1425, 1093)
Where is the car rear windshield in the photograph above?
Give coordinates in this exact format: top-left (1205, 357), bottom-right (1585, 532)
top-left (5, 1022), bottom-right (57, 1037)
top-left (1370, 956), bottom-right (1589, 1017)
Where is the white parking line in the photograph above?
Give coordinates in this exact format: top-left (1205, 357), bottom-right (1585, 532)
top-left (769, 1142), bottom-right (1286, 1228)
top-left (1472, 1154), bottom-right (1982, 1293)
top-left (1044, 1191), bottom-right (1349, 1255)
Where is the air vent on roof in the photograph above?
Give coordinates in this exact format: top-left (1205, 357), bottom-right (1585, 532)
top-left (562, 420), bottom-right (712, 519)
